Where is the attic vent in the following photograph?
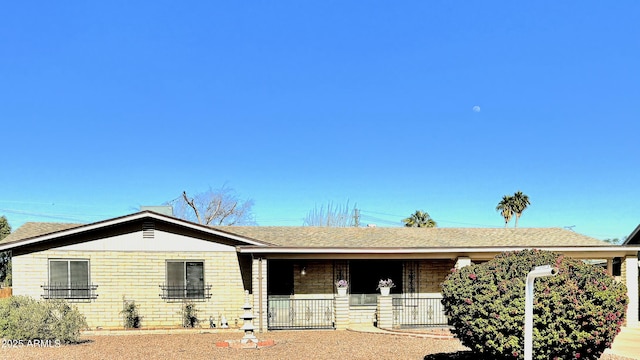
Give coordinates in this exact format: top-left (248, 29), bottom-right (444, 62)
top-left (143, 222), bottom-right (155, 239)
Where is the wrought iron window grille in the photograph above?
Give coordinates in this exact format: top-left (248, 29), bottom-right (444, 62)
top-left (159, 284), bottom-right (212, 301)
top-left (41, 284), bottom-right (99, 301)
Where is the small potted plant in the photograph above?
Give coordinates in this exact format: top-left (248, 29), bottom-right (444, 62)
top-left (377, 278), bottom-right (395, 296)
top-left (335, 279), bottom-right (348, 296)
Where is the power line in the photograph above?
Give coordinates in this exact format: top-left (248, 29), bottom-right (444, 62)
top-left (0, 208), bottom-right (92, 223)
top-left (0, 200), bottom-right (109, 209)
top-left (360, 209), bottom-right (497, 228)
top-left (0, 207), bottom-right (125, 224)
top-left (254, 217), bottom-right (304, 225)
top-left (433, 219), bottom-right (496, 227)
top-left (359, 210), bottom-right (406, 218)
top-left (359, 215), bottom-right (402, 227)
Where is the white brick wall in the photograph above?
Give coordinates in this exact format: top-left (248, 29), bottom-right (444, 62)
top-left (13, 248), bottom-right (249, 329)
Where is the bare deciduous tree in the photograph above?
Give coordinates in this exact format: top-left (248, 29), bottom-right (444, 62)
top-left (303, 201), bottom-right (358, 227)
top-left (168, 186), bottom-right (256, 226)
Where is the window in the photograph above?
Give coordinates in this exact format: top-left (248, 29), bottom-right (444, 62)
top-left (44, 259), bottom-right (97, 300)
top-left (161, 261), bottom-right (211, 300)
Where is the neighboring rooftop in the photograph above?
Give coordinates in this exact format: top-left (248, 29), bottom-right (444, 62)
top-left (0, 222), bottom-right (83, 244)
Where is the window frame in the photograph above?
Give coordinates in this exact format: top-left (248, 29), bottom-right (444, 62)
top-left (45, 259), bottom-right (94, 300)
top-left (162, 260), bottom-right (210, 300)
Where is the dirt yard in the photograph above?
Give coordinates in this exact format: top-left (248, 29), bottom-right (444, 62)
top-left (1, 330), bottom-right (633, 360)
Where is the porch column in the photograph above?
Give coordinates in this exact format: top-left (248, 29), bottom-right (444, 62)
top-left (334, 293), bottom-right (350, 330)
top-left (252, 257), bottom-right (268, 332)
top-left (623, 256), bottom-right (639, 327)
top-left (377, 294), bottom-right (393, 330)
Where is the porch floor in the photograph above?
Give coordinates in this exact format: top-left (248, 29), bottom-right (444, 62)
top-left (603, 326), bottom-right (640, 360)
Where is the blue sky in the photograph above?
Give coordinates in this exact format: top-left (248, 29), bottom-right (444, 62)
top-left (1, 1), bottom-right (638, 240)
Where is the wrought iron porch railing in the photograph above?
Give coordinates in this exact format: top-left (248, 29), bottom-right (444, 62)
top-left (267, 297), bottom-right (334, 330)
top-left (392, 296), bottom-right (448, 328)
top-left (41, 284), bottom-right (99, 300)
top-left (158, 284), bottom-right (212, 300)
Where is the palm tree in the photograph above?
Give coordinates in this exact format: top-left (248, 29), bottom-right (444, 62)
top-left (403, 210), bottom-right (437, 228)
top-left (495, 195), bottom-right (514, 228)
top-left (511, 191), bottom-right (530, 228)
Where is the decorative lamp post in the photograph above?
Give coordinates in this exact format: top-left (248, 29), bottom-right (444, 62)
top-left (524, 265), bottom-right (558, 360)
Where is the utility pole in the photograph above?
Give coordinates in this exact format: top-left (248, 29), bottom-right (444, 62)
top-left (353, 208), bottom-right (360, 227)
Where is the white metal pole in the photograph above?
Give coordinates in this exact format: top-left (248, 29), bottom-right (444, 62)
top-left (524, 265), bottom-right (558, 360)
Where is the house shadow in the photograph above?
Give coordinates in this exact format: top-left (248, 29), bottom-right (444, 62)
top-left (424, 351), bottom-right (477, 360)
top-left (69, 339), bottom-right (94, 346)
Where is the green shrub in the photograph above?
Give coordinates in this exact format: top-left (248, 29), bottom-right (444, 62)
top-left (0, 296), bottom-right (87, 343)
top-left (120, 299), bottom-right (141, 329)
top-left (441, 249), bottom-right (628, 360)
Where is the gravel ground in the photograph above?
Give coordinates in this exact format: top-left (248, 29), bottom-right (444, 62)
top-left (1, 331), bottom-right (634, 360)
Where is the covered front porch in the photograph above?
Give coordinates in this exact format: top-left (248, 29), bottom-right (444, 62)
top-left (261, 258), bottom-right (453, 330)
top-left (242, 247), bottom-right (639, 332)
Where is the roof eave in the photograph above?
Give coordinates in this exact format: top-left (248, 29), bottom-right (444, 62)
top-left (0, 211), bottom-right (271, 252)
top-left (237, 245), bottom-right (640, 258)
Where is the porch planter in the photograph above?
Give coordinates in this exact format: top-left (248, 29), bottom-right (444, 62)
top-left (335, 280), bottom-right (349, 297)
top-left (377, 279), bottom-right (395, 297)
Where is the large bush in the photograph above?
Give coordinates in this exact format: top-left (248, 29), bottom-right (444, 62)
top-left (441, 249), bottom-right (628, 360)
top-left (0, 296), bottom-right (88, 343)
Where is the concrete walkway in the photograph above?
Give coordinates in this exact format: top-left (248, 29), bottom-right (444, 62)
top-left (605, 326), bottom-right (640, 360)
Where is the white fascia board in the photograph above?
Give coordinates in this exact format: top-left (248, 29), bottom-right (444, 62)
top-left (237, 246), bottom-right (640, 257)
top-left (623, 224), bottom-right (640, 245)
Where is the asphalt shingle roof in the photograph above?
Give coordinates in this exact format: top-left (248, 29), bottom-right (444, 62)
top-left (1, 220), bottom-right (608, 249)
top-left (211, 226), bottom-right (607, 248)
top-left (0, 222), bottom-right (83, 245)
